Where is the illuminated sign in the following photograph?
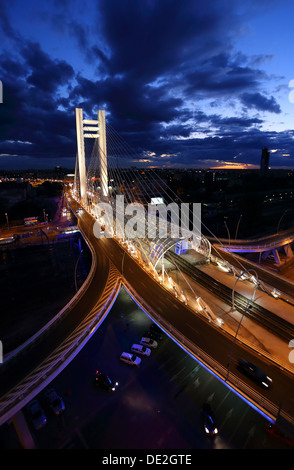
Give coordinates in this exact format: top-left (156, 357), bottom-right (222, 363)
top-left (150, 197), bottom-right (164, 205)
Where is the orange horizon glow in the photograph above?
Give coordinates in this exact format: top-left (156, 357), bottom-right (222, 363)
top-left (210, 162), bottom-right (260, 170)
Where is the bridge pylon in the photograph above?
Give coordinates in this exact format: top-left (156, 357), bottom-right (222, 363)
top-left (75, 108), bottom-right (108, 203)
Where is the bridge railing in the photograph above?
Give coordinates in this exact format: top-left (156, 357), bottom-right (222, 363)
top-left (212, 227), bottom-right (294, 245)
top-left (123, 278), bottom-right (294, 427)
top-left (214, 231), bottom-right (294, 252)
top-left (220, 240), bottom-right (292, 251)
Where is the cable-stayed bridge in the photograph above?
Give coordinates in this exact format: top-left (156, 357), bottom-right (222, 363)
top-left (0, 108), bottom-right (294, 438)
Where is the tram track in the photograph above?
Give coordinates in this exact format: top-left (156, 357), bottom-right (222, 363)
top-left (165, 251), bottom-right (294, 342)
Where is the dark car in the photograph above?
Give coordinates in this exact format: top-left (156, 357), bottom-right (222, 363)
top-left (45, 388), bottom-right (65, 415)
top-left (150, 323), bottom-right (162, 333)
top-left (237, 358), bottom-right (272, 389)
top-left (202, 403), bottom-right (218, 436)
top-left (144, 326), bottom-right (163, 340)
top-left (27, 399), bottom-right (47, 430)
top-left (94, 371), bottom-right (119, 391)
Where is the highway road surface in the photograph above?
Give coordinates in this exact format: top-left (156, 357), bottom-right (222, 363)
top-left (73, 205), bottom-right (294, 429)
top-left (0, 215), bottom-right (115, 399)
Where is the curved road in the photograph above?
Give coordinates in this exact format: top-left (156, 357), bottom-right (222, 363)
top-left (0, 198), bottom-right (293, 434)
top-left (0, 213), bottom-right (119, 407)
top-left (86, 226), bottom-right (294, 427)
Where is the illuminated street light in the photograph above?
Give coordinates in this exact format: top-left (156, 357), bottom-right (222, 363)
top-left (74, 249), bottom-right (83, 292)
top-left (235, 214), bottom-right (242, 239)
top-left (277, 209), bottom-right (288, 233)
top-left (226, 268), bottom-right (259, 383)
top-left (5, 213), bottom-right (9, 231)
top-left (232, 268), bottom-right (259, 311)
top-left (224, 217), bottom-right (230, 246)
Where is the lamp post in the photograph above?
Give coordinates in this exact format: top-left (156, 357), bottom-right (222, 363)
top-left (224, 217), bottom-right (230, 246)
top-left (277, 209), bottom-right (288, 233)
top-left (226, 268), bottom-right (259, 382)
top-left (235, 214), bottom-right (242, 239)
top-left (231, 268), bottom-right (258, 312)
top-left (121, 249), bottom-right (126, 277)
top-left (74, 249), bottom-right (83, 292)
top-left (5, 213), bottom-right (9, 231)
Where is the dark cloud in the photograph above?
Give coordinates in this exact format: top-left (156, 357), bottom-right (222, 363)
top-left (240, 92), bottom-right (281, 113)
top-left (0, 0), bottom-right (291, 169)
top-left (21, 42), bottom-right (74, 93)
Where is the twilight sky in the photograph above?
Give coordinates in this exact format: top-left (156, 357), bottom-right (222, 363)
top-left (0, 0), bottom-right (294, 170)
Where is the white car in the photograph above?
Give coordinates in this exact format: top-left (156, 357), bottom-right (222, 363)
top-left (140, 337), bottom-right (158, 349)
top-left (45, 388), bottom-right (65, 415)
top-left (131, 343), bottom-right (151, 357)
top-left (120, 352), bottom-right (141, 367)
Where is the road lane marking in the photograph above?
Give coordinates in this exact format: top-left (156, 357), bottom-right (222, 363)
top-left (185, 322), bottom-right (199, 335)
top-left (169, 366), bottom-right (187, 382)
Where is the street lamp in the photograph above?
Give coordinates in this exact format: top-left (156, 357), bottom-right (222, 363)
top-left (5, 213), bottom-right (9, 231)
top-left (235, 214), bottom-right (242, 239)
top-left (277, 209), bottom-right (288, 233)
top-left (74, 249), bottom-right (83, 292)
top-left (224, 217), bottom-right (230, 246)
top-left (226, 268), bottom-right (259, 382)
top-left (231, 268), bottom-right (259, 311)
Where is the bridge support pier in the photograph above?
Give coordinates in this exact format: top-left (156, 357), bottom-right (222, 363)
top-left (75, 108), bottom-right (87, 204)
top-left (97, 110), bottom-right (108, 198)
top-left (75, 107), bottom-right (108, 204)
top-left (262, 248), bottom-right (281, 264)
top-left (284, 243), bottom-right (293, 259)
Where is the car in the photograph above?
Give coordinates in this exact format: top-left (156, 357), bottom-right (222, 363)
top-left (150, 323), bottom-right (161, 333)
top-left (202, 403), bottom-right (218, 436)
top-left (237, 358), bottom-right (272, 388)
top-left (45, 388), bottom-right (65, 415)
top-left (140, 337), bottom-right (158, 349)
top-left (266, 423), bottom-right (294, 447)
top-left (144, 329), bottom-right (163, 341)
top-left (27, 399), bottom-right (47, 430)
top-left (94, 371), bottom-right (119, 391)
top-left (120, 352), bottom-right (141, 367)
top-left (131, 343), bottom-right (151, 357)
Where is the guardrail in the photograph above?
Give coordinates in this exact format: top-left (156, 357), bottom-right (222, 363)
top-left (122, 278), bottom-right (294, 428)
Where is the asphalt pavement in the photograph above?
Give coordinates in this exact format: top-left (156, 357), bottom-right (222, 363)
top-left (8, 287), bottom-right (291, 450)
top-left (92, 233), bottom-right (294, 423)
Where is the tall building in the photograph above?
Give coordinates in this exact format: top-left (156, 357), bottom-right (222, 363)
top-left (260, 147), bottom-right (270, 176)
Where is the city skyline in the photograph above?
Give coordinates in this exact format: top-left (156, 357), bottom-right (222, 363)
top-left (0, 0), bottom-right (294, 170)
